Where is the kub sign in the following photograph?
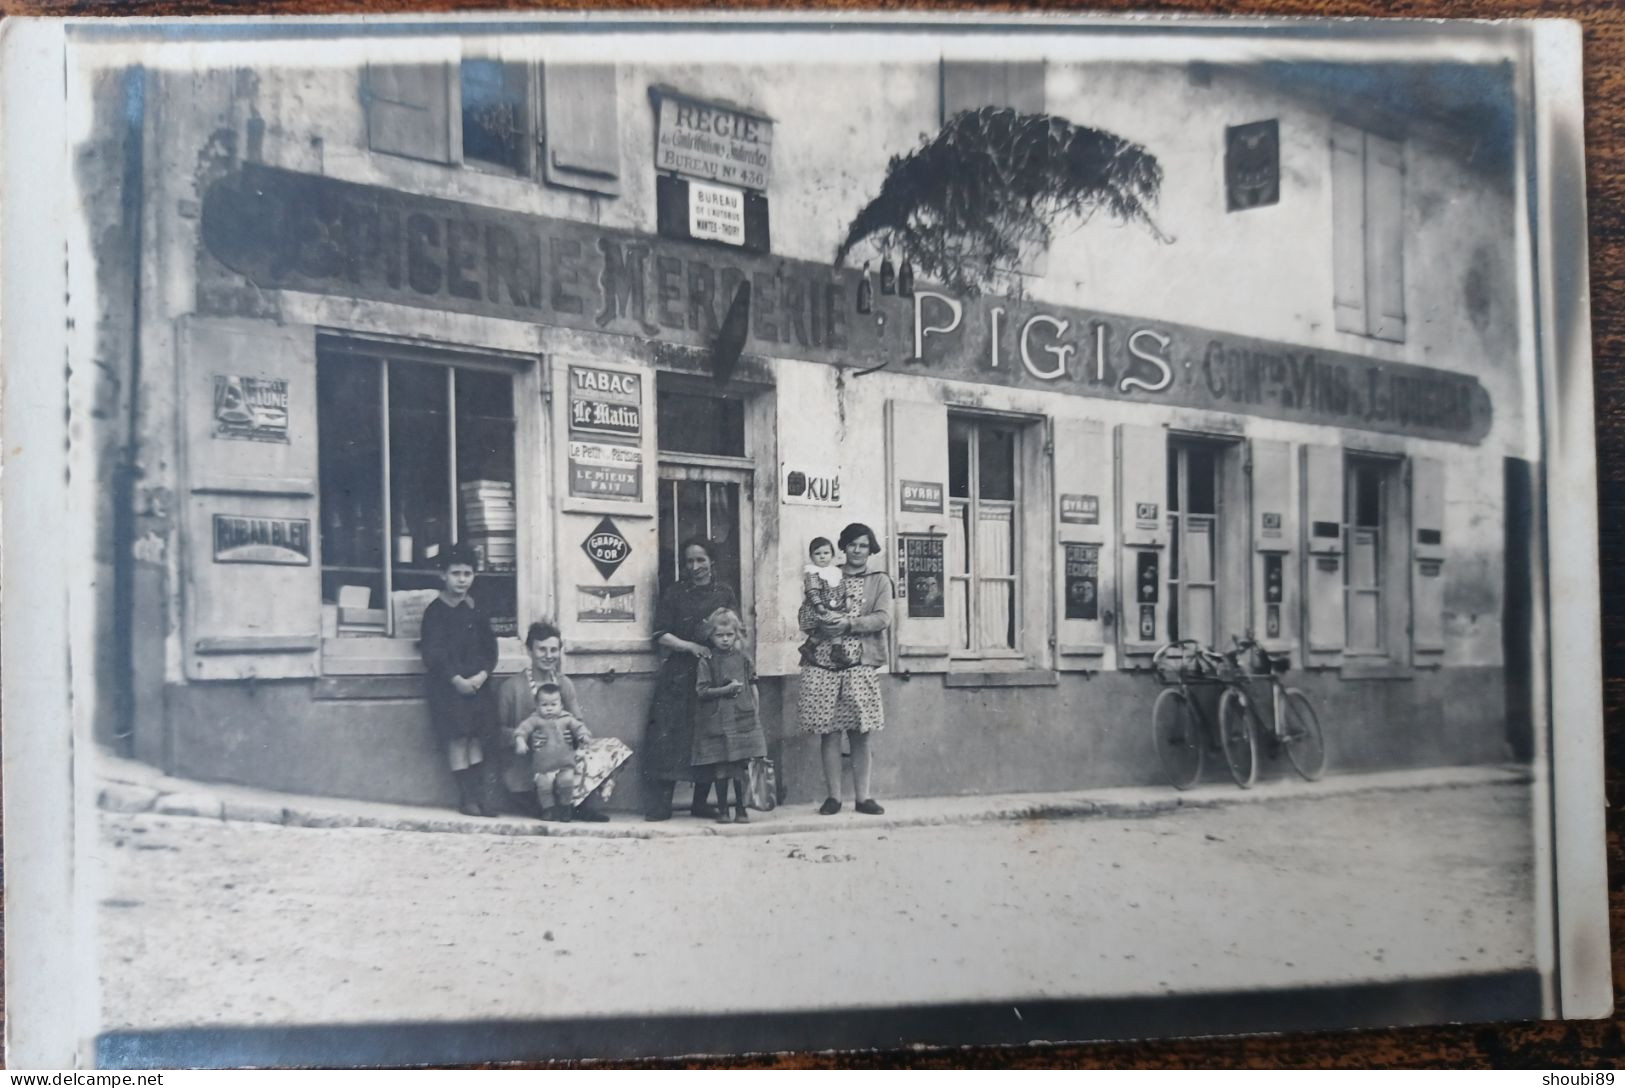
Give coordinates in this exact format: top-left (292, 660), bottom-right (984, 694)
top-left (783, 464), bottom-right (841, 507)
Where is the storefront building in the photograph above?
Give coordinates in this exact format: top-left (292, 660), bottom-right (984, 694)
top-left (82, 44), bottom-right (1534, 809)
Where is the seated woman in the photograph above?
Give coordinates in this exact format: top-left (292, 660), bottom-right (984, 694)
top-left (495, 620), bottom-right (632, 821)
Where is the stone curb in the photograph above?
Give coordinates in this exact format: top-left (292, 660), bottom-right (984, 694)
top-left (97, 763), bottom-right (1531, 841)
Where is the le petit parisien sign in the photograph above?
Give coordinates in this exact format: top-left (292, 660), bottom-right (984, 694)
top-left (201, 164), bottom-right (1491, 446)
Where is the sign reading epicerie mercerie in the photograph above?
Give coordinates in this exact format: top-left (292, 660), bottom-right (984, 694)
top-left (201, 164), bottom-right (1493, 446)
top-left (653, 86), bottom-right (774, 191)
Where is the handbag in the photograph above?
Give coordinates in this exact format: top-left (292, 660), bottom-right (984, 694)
top-left (746, 756), bottom-right (777, 812)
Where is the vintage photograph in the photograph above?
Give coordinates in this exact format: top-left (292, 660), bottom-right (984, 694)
top-left (0, 13), bottom-right (1609, 1068)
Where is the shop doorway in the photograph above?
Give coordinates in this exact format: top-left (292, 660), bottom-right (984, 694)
top-left (1167, 438), bottom-right (1240, 648)
top-left (655, 381), bottom-right (756, 643)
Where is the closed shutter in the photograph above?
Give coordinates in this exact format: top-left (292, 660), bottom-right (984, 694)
top-left (542, 63), bottom-right (621, 196)
top-left (1410, 455), bottom-right (1446, 662)
top-left (888, 400), bottom-right (951, 671)
top-left (1365, 133), bottom-right (1407, 343)
top-left (1301, 443), bottom-right (1345, 663)
top-left (941, 60), bottom-right (1045, 120)
top-left (1330, 124), bottom-right (1367, 335)
top-left (1115, 423), bottom-right (1167, 661)
top-left (364, 64), bottom-right (454, 164)
top-left (1250, 438), bottom-right (1295, 651)
top-left (180, 319), bottom-right (322, 681)
top-left (1054, 418), bottom-right (1108, 669)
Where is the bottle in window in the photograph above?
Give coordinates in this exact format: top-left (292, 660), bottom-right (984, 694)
top-left (395, 501), bottom-right (413, 566)
top-left (880, 255), bottom-right (896, 295)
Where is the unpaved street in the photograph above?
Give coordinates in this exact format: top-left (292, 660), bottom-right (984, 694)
top-left (96, 782), bottom-right (1536, 1031)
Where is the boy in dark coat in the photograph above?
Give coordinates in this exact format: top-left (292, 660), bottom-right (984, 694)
top-left (419, 543), bottom-right (499, 816)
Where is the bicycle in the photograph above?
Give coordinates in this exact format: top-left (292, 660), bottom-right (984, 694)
top-left (1214, 636), bottom-right (1327, 788)
top-left (1150, 637), bottom-right (1328, 789)
top-left (1149, 639), bottom-right (1233, 790)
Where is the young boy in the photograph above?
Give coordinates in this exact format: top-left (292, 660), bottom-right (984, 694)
top-left (517, 682), bottom-right (592, 822)
top-left (420, 543), bottom-right (499, 817)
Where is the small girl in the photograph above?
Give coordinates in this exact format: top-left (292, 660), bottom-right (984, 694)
top-left (515, 682), bottom-right (592, 822)
top-left (692, 607), bottom-right (767, 823)
top-left (799, 537), bottom-right (852, 667)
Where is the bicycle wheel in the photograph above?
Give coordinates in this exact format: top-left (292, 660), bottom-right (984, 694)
top-left (1280, 688), bottom-right (1327, 781)
top-left (1151, 687), bottom-right (1203, 790)
top-left (1216, 688), bottom-right (1259, 789)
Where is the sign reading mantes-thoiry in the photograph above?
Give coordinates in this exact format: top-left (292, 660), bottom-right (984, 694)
top-left (201, 163), bottom-right (1493, 445)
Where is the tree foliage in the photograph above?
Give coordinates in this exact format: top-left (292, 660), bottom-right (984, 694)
top-left (835, 107), bottom-right (1168, 296)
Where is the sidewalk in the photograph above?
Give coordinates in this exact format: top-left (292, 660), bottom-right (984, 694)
top-left (96, 752), bottom-right (1533, 840)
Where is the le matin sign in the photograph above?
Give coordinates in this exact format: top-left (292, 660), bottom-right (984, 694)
top-left (201, 164), bottom-right (1492, 446)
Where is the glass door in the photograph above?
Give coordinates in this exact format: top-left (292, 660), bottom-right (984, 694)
top-left (657, 463), bottom-right (755, 641)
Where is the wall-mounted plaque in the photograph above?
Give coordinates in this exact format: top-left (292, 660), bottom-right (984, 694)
top-left (568, 366), bottom-right (643, 502)
top-left (1064, 542), bottom-right (1099, 621)
top-left (1060, 493), bottom-right (1099, 525)
top-left (577, 584), bottom-right (636, 623)
top-left (213, 514), bottom-right (311, 565)
top-left (901, 534), bottom-right (946, 619)
top-left (900, 480), bottom-right (944, 514)
top-left (213, 375), bottom-right (290, 443)
top-left (581, 517), bottom-right (632, 580)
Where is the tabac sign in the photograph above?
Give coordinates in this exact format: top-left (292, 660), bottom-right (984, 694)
top-left (201, 164), bottom-right (1492, 445)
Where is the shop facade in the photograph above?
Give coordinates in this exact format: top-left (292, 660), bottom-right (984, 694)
top-left (83, 44), bottom-right (1534, 809)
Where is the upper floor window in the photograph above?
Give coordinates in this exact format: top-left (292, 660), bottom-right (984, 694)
top-left (363, 60), bottom-right (620, 196)
top-left (1331, 123), bottom-right (1406, 342)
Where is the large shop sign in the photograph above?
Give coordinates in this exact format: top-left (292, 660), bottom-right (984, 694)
top-left (202, 164), bottom-right (1492, 445)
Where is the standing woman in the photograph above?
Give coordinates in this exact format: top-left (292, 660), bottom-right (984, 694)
top-left (644, 537), bottom-right (740, 821)
top-left (798, 522), bottom-right (893, 815)
top-left (419, 542), bottom-right (500, 817)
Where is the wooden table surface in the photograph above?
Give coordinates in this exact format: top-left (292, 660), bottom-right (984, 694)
top-left (0, 0), bottom-right (1618, 1070)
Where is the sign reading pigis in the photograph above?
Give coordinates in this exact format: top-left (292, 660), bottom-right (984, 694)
top-left (653, 86), bottom-right (774, 191)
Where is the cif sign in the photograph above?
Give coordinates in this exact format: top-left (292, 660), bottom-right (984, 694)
top-left (582, 517), bottom-right (632, 580)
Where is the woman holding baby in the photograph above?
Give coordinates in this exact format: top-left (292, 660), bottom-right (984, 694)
top-left (797, 522), bottom-right (893, 816)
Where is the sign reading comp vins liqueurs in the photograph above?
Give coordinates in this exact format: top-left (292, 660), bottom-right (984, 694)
top-left (200, 165), bottom-right (1493, 446)
top-left (568, 366), bottom-right (643, 501)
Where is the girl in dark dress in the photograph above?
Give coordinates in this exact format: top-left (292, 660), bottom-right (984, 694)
top-left (644, 537), bottom-right (740, 821)
top-left (419, 542), bottom-right (500, 817)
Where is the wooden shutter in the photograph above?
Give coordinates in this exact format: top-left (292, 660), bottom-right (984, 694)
top-left (888, 400), bottom-right (951, 670)
top-left (1054, 418), bottom-right (1108, 669)
top-left (1330, 124), bottom-right (1368, 335)
top-left (1115, 423), bottom-right (1167, 661)
top-left (179, 319), bottom-right (322, 681)
top-left (364, 64), bottom-right (454, 164)
top-left (1410, 455), bottom-right (1446, 662)
top-left (1250, 439), bottom-right (1295, 650)
top-left (542, 63), bottom-right (620, 196)
top-left (1365, 133), bottom-right (1407, 342)
top-left (942, 60), bottom-right (1045, 121)
top-left (1301, 444), bottom-right (1345, 663)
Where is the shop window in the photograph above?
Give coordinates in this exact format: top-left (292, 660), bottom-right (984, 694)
top-left (947, 417), bottom-right (1022, 655)
top-left (1344, 455), bottom-right (1392, 654)
top-left (941, 59), bottom-right (1045, 120)
top-left (1331, 123), bottom-right (1406, 342)
top-left (364, 60), bottom-right (620, 195)
top-left (317, 342), bottom-right (519, 641)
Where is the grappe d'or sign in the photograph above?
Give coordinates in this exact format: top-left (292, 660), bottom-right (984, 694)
top-left (201, 164), bottom-right (1493, 446)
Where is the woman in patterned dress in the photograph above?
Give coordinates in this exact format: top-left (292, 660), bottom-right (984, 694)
top-left (797, 522), bottom-right (893, 815)
top-left (644, 537), bottom-right (740, 821)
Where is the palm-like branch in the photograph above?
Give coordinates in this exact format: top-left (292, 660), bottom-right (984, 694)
top-left (836, 107), bottom-right (1168, 295)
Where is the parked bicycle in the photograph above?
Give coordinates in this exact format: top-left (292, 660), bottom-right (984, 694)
top-left (1150, 636), bottom-right (1327, 790)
